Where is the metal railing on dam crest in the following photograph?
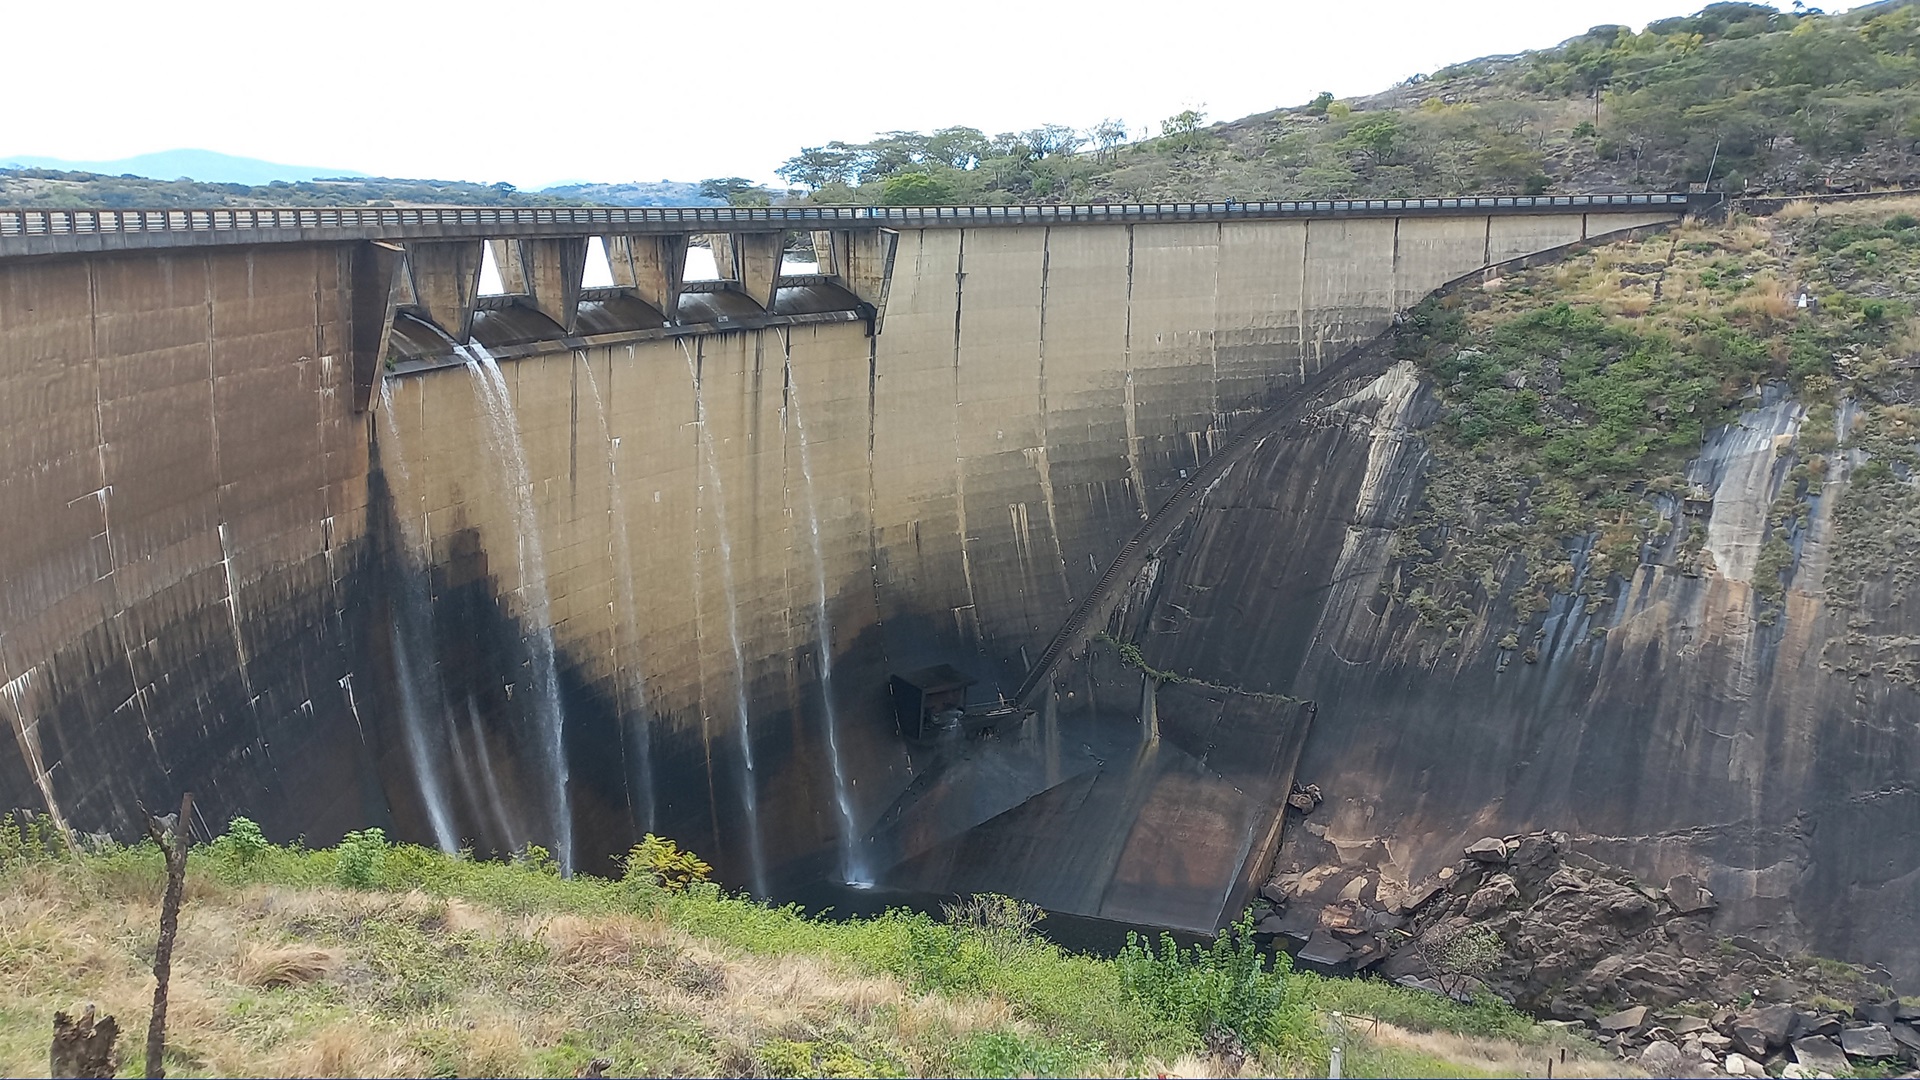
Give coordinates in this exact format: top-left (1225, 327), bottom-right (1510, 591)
top-left (0, 193), bottom-right (1696, 258)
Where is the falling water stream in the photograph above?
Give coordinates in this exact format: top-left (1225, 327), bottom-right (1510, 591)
top-left (462, 697), bottom-right (521, 849)
top-left (579, 351), bottom-right (657, 833)
top-left (681, 339), bottom-right (768, 895)
top-left (781, 344), bottom-right (868, 886)
top-left (375, 380), bottom-right (459, 853)
top-left (459, 343), bottom-right (575, 873)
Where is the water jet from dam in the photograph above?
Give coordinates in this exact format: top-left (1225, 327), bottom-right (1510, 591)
top-left (461, 343), bottom-right (574, 872)
top-left (682, 337), bottom-right (768, 896)
top-left (374, 381), bottom-right (459, 853)
top-left (782, 335), bottom-right (868, 888)
top-left (580, 350), bottom-right (659, 835)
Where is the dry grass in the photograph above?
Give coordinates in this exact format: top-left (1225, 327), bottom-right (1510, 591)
top-left (1730, 271), bottom-right (1796, 323)
top-left (0, 861), bottom-right (1100, 1078)
top-left (1356, 1020), bottom-right (1641, 1079)
top-left (1, 847), bottom-right (1612, 1078)
top-left (235, 944), bottom-right (339, 988)
top-left (1771, 193), bottom-right (1920, 225)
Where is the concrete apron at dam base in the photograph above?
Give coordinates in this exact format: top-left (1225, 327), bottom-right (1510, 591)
top-left (30, 195), bottom-right (1913, 972)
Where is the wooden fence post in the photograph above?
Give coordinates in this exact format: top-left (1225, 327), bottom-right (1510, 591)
top-left (142, 792), bottom-right (194, 1079)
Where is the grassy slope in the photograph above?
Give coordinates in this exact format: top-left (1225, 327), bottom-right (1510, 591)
top-left (785, 2), bottom-right (1920, 206)
top-left (1386, 198), bottom-right (1920, 644)
top-left (0, 828), bottom-right (1621, 1079)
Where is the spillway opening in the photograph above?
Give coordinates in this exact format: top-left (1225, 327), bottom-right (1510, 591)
top-left (583, 236), bottom-right (614, 289)
top-left (683, 237), bottom-right (720, 281)
top-left (477, 241), bottom-right (508, 295)
top-left (782, 233), bottom-right (820, 276)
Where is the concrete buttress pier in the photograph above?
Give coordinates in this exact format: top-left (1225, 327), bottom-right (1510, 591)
top-left (0, 197), bottom-right (1687, 934)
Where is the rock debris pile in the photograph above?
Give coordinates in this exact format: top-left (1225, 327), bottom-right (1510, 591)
top-left (1257, 820), bottom-right (1915, 1077)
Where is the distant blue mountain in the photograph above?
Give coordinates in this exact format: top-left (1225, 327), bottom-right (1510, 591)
top-left (538, 180), bottom-right (723, 207)
top-left (0, 149), bottom-right (363, 185)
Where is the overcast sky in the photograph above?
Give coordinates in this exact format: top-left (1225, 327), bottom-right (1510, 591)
top-left (6, 0), bottom-right (1841, 190)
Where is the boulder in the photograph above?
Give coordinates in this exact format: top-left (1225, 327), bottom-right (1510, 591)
top-left (1733, 1003), bottom-right (1796, 1055)
top-left (1258, 881), bottom-right (1289, 906)
top-left (1897, 1001), bottom-right (1920, 1022)
top-left (1664, 874), bottom-right (1718, 915)
top-left (1394, 974), bottom-right (1448, 997)
top-left (1732, 1025), bottom-right (1772, 1059)
top-left (1792, 1036), bottom-right (1849, 1074)
top-left (1464, 837), bottom-right (1510, 863)
top-left (1254, 913), bottom-right (1287, 936)
top-left (1508, 833), bottom-right (1559, 870)
top-left (1394, 880), bottom-right (1443, 914)
top-left (1858, 1001), bottom-right (1899, 1027)
top-left (1297, 930), bottom-right (1351, 969)
top-left (1667, 1016), bottom-right (1714, 1035)
top-left (1286, 791), bottom-right (1318, 813)
top-left (1697, 1033), bottom-right (1733, 1052)
top-left (1723, 1051), bottom-right (1761, 1076)
top-left (1600, 1005), bottom-right (1651, 1033)
top-left (1639, 1039), bottom-right (1686, 1078)
top-left (1369, 910), bottom-right (1406, 932)
top-left (1840, 1023), bottom-right (1898, 1059)
top-left (1790, 1011), bottom-right (1842, 1040)
top-left (1463, 874), bottom-right (1520, 919)
top-left (1889, 1022), bottom-right (1920, 1053)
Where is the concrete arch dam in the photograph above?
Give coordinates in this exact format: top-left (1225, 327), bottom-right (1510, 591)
top-left (0, 198), bottom-right (1689, 933)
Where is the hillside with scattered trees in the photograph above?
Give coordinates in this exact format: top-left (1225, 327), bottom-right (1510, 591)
top-left (770, 0), bottom-right (1920, 205)
top-left (10, 2), bottom-right (1920, 210)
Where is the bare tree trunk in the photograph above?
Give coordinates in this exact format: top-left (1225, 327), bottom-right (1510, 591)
top-left (143, 792), bottom-right (193, 1079)
top-left (51, 1005), bottom-right (120, 1078)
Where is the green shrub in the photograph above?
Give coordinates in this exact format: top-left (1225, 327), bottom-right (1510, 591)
top-left (335, 827), bottom-right (388, 889)
top-left (1117, 914), bottom-right (1305, 1051)
top-left (941, 893), bottom-right (1045, 958)
top-left (899, 915), bottom-right (996, 992)
top-left (0, 811), bottom-right (66, 867)
top-left (207, 816), bottom-right (270, 866)
top-left (951, 1030), bottom-right (1098, 1078)
top-left (623, 834), bottom-right (711, 892)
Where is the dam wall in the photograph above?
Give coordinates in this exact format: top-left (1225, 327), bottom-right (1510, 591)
top-left (0, 243), bottom-right (381, 842)
top-left (0, 201), bottom-right (1681, 928)
top-left (373, 212), bottom-right (1657, 885)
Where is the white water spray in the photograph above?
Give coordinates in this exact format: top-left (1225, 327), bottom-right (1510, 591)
top-left (458, 342), bottom-right (574, 873)
top-left (579, 351), bottom-right (657, 832)
top-left (782, 347), bottom-right (868, 886)
top-left (375, 381), bottom-right (459, 853)
top-left (681, 338), bottom-right (768, 895)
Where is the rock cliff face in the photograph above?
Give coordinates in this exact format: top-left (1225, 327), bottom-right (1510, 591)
top-left (1118, 354), bottom-right (1920, 988)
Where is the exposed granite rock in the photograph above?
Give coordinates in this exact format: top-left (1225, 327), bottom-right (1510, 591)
top-left (1840, 1023), bottom-right (1898, 1059)
top-left (1131, 360), bottom-right (1920, 988)
top-left (1639, 1039), bottom-right (1686, 1078)
top-left (1463, 873), bottom-right (1519, 919)
top-left (1261, 825), bottom-right (1895, 1069)
top-left (1601, 1005), bottom-right (1650, 1032)
top-left (1464, 836), bottom-right (1510, 863)
top-left (1665, 874), bottom-right (1718, 916)
top-left (1791, 1036), bottom-right (1849, 1074)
